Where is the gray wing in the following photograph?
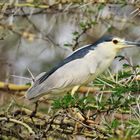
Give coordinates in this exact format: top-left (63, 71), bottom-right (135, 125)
top-left (26, 55), bottom-right (97, 100)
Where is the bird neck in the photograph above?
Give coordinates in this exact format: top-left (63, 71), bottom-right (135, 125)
top-left (96, 45), bottom-right (118, 59)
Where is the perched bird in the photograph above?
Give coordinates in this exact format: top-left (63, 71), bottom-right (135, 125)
top-left (26, 36), bottom-right (140, 102)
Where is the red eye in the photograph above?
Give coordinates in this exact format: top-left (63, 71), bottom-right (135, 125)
top-left (113, 39), bottom-right (118, 44)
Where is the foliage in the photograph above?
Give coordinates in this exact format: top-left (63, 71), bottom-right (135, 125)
top-left (0, 66), bottom-right (139, 140)
top-left (50, 63), bottom-right (140, 139)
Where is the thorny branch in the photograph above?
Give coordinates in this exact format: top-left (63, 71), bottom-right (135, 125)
top-left (72, 24), bottom-right (92, 51)
top-left (0, 117), bottom-right (35, 135)
top-left (0, 107), bottom-right (109, 139)
top-left (0, 68), bottom-right (139, 139)
top-left (0, 102), bottom-right (139, 139)
top-left (0, 1), bottom-right (140, 9)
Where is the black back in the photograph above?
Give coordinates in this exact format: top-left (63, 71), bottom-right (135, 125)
top-left (34, 35), bottom-right (113, 85)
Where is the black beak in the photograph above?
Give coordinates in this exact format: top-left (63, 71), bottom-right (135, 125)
top-left (125, 40), bottom-right (140, 47)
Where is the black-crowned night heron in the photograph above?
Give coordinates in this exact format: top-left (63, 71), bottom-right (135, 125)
top-left (26, 36), bottom-right (140, 102)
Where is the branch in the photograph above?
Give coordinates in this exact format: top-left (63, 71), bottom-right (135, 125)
top-left (0, 75), bottom-right (139, 93)
top-left (0, 117), bottom-right (35, 135)
top-left (0, 1), bottom-right (139, 8)
top-left (0, 81), bottom-right (100, 93)
top-left (0, 3), bottom-right (50, 8)
top-left (0, 81), bottom-right (30, 91)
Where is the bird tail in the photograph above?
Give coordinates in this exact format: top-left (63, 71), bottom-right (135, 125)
top-left (25, 72), bottom-right (47, 102)
top-left (25, 85), bottom-right (43, 102)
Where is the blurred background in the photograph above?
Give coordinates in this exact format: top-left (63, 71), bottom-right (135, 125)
top-left (0, 0), bottom-right (140, 84)
top-left (0, 0), bottom-right (139, 102)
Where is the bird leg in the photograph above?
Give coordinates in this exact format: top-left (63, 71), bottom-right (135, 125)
top-left (30, 101), bottom-right (39, 118)
top-left (71, 85), bottom-right (80, 96)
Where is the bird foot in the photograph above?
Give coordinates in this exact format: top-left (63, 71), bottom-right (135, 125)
top-left (30, 101), bottom-right (38, 118)
top-left (71, 85), bottom-right (80, 96)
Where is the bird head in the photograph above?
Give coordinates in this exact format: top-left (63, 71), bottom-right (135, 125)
top-left (100, 36), bottom-right (140, 51)
top-left (96, 36), bottom-right (140, 53)
top-left (111, 37), bottom-right (140, 50)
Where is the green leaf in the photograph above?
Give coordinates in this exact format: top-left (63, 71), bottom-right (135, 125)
top-left (64, 43), bottom-right (72, 47)
top-left (98, 3), bottom-right (105, 10)
top-left (72, 31), bottom-right (79, 36)
top-left (52, 99), bottom-right (62, 109)
top-left (123, 63), bottom-right (130, 68)
top-left (79, 22), bottom-right (86, 28)
top-left (111, 119), bottom-right (120, 129)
